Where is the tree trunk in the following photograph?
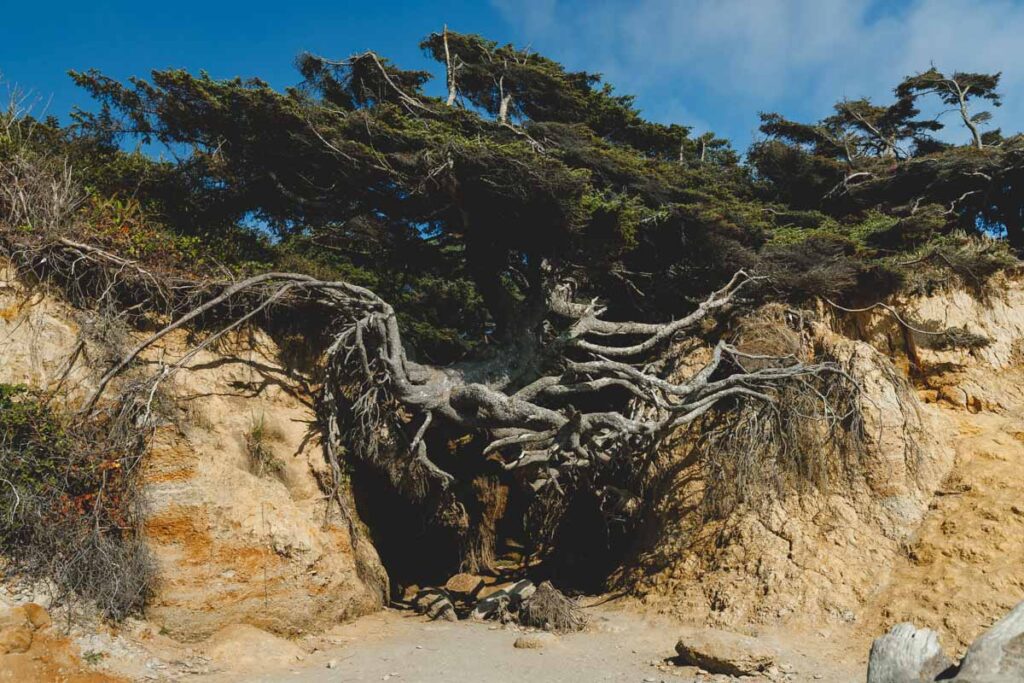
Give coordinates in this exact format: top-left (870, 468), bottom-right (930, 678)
top-left (443, 26), bottom-right (457, 106)
top-left (462, 475), bottom-right (509, 574)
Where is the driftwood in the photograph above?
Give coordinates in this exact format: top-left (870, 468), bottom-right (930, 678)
top-left (867, 601), bottom-right (1024, 682)
top-left (867, 623), bottom-right (952, 682)
top-left (953, 601), bottom-right (1024, 682)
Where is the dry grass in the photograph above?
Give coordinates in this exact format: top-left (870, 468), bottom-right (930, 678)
top-left (694, 305), bottom-right (869, 519)
top-left (245, 413), bottom-right (284, 478)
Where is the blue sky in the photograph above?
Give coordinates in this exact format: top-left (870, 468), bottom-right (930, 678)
top-left (3, 0), bottom-right (1023, 152)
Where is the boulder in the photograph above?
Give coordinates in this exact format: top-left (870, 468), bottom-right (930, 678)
top-left (471, 580), bottom-right (535, 621)
top-left (412, 588), bottom-right (457, 622)
top-left (0, 626), bottom-right (33, 655)
top-left (0, 602), bottom-right (124, 681)
top-left (444, 572), bottom-right (486, 596)
top-left (202, 624), bottom-right (305, 671)
top-left (674, 627), bottom-right (777, 677)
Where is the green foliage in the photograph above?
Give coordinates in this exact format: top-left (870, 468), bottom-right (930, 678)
top-left (5, 36), bottom-right (1021, 350)
top-left (896, 232), bottom-right (1020, 295)
top-left (755, 62), bottom-right (1023, 260)
top-left (0, 384), bottom-right (74, 513)
top-left (62, 32), bottom-right (760, 349)
top-left (896, 68), bottom-right (1001, 147)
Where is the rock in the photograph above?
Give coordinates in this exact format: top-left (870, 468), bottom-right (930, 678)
top-left (326, 659), bottom-right (338, 669)
top-left (674, 628), bottom-right (777, 677)
top-left (471, 580), bottom-right (535, 621)
top-left (202, 624), bottom-right (306, 671)
top-left (513, 632), bottom-right (558, 649)
top-left (0, 602), bottom-right (49, 631)
top-left (866, 623), bottom-right (951, 683)
top-left (412, 588), bottom-right (457, 622)
top-left (866, 601), bottom-right (1024, 682)
top-left (0, 602), bottom-right (120, 681)
top-left (950, 600), bottom-right (1024, 682)
top-left (19, 603), bottom-right (51, 629)
top-left (0, 277), bottom-right (388, 639)
top-left (938, 385), bottom-right (969, 408)
top-left (444, 572), bottom-right (485, 596)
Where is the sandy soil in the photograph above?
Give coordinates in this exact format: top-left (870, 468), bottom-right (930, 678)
top-left (192, 605), bottom-right (864, 683)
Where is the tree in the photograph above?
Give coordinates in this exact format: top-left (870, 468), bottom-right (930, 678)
top-left (754, 94), bottom-right (942, 206)
top-left (59, 32), bottom-right (861, 572)
top-left (753, 67), bottom-right (1024, 256)
top-left (896, 67), bottom-right (1002, 149)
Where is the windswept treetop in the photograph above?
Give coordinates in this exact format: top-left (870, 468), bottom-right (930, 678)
top-left (753, 65), bottom-right (1023, 254)
top-left (67, 30), bottom-right (759, 355)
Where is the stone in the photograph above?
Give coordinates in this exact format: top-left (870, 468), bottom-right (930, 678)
top-left (17, 603), bottom-right (51, 629)
top-left (471, 580), bottom-right (535, 620)
top-left (444, 572), bottom-right (485, 595)
top-left (938, 385), bottom-right (969, 408)
top-left (513, 632), bottom-right (557, 649)
top-left (950, 600), bottom-right (1024, 682)
top-left (867, 602), bottom-right (1024, 682)
top-left (202, 624), bottom-right (306, 672)
top-left (412, 588), bottom-right (457, 622)
top-left (674, 628), bottom-right (777, 677)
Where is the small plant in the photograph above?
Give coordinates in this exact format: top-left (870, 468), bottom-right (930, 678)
top-left (245, 413), bottom-right (283, 478)
top-left (82, 650), bottom-right (107, 666)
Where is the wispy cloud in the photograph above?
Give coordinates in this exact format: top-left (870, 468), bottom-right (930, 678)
top-left (492, 0), bottom-right (1024, 148)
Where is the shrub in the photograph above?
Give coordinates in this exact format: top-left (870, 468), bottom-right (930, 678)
top-left (896, 232), bottom-right (1021, 295)
top-left (0, 384), bottom-right (153, 619)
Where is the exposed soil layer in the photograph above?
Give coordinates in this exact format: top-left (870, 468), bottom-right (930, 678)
top-left (860, 395), bottom-right (1024, 655)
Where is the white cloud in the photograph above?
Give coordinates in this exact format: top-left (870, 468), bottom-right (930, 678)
top-left (492, 0), bottom-right (1024, 147)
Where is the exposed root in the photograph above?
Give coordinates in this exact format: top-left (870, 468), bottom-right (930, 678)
top-left (519, 581), bottom-right (588, 633)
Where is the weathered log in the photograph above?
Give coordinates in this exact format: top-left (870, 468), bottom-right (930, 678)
top-left (866, 623), bottom-right (952, 683)
top-left (867, 601), bottom-right (1024, 682)
top-left (951, 601), bottom-right (1024, 683)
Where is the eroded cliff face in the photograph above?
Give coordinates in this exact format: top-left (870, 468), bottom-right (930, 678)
top-left (620, 328), bottom-right (955, 628)
top-left (619, 276), bottom-right (1024, 639)
top-left (0, 265), bottom-right (385, 640)
top-left (850, 276), bottom-right (1024, 653)
top-left (3, 261), bottom-right (1022, 649)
